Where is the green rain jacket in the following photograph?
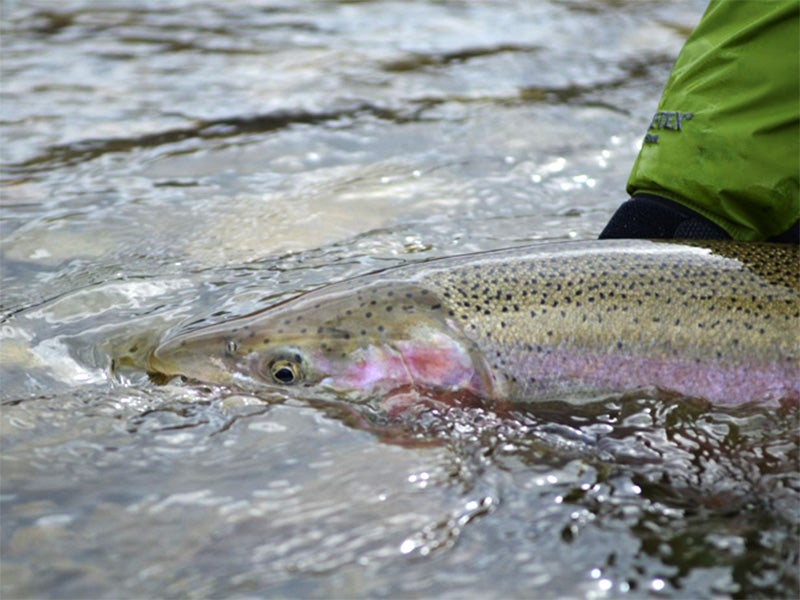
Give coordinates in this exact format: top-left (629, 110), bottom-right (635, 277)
top-left (627, 0), bottom-right (799, 241)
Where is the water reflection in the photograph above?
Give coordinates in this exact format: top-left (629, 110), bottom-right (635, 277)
top-left (2, 382), bottom-right (797, 597)
top-left (2, 0), bottom-right (796, 598)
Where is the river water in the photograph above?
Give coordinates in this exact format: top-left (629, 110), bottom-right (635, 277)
top-left (1, 1), bottom-right (798, 598)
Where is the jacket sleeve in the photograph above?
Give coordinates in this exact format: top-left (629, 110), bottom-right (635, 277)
top-left (626, 0), bottom-right (799, 241)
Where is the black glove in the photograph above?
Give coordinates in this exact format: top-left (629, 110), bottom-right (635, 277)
top-left (600, 194), bottom-right (731, 241)
top-left (600, 194), bottom-right (799, 242)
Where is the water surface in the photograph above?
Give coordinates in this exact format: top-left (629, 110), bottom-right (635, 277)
top-left (2, 1), bottom-right (797, 598)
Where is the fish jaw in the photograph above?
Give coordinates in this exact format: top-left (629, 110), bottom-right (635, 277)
top-left (147, 335), bottom-right (248, 388)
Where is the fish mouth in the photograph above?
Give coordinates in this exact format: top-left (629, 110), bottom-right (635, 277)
top-left (145, 344), bottom-right (183, 383)
top-left (145, 338), bottom-right (212, 382)
top-left (146, 347), bottom-right (239, 388)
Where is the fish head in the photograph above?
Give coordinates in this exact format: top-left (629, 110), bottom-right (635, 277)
top-left (148, 279), bottom-right (494, 401)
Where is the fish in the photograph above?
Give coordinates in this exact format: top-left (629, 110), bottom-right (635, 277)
top-left (147, 240), bottom-right (800, 405)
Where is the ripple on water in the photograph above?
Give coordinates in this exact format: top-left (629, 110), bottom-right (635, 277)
top-left (3, 0), bottom-right (795, 598)
top-left (1, 385), bottom-right (797, 598)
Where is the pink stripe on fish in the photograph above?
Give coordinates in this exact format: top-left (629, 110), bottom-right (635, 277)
top-left (510, 348), bottom-right (800, 404)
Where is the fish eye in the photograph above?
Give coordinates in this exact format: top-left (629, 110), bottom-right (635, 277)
top-left (268, 356), bottom-right (303, 385)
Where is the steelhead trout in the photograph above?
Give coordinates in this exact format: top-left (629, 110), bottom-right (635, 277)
top-left (148, 240), bottom-right (800, 404)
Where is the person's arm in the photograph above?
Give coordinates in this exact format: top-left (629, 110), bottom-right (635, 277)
top-left (601, 0), bottom-right (799, 243)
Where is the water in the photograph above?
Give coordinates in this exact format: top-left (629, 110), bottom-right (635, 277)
top-left (2, 1), bottom-right (798, 598)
